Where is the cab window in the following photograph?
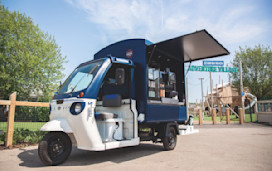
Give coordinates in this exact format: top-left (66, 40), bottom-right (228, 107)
top-left (98, 64), bottom-right (131, 100)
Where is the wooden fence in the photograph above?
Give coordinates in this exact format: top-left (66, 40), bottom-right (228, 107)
top-left (0, 92), bottom-right (49, 148)
top-left (198, 107), bottom-right (244, 125)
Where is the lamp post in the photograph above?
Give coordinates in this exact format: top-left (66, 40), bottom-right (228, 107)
top-left (199, 78), bottom-right (204, 120)
top-left (240, 60), bottom-right (245, 121)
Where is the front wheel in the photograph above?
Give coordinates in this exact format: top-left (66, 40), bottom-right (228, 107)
top-left (38, 132), bottom-right (72, 166)
top-left (162, 127), bottom-right (177, 151)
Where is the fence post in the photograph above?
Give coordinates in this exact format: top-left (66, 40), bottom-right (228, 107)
top-left (212, 108), bottom-right (216, 125)
top-left (226, 108), bottom-right (230, 125)
top-left (6, 92), bottom-right (16, 148)
top-left (238, 108), bottom-right (244, 124)
top-left (199, 109), bottom-right (203, 125)
top-left (254, 100), bottom-right (258, 114)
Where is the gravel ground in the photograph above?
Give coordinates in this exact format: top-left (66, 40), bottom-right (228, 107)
top-left (0, 123), bottom-right (271, 171)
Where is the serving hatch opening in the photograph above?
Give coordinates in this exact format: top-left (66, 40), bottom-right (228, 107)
top-left (147, 29), bottom-right (229, 63)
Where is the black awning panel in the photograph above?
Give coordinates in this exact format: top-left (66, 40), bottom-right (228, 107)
top-left (148, 30), bottom-right (229, 62)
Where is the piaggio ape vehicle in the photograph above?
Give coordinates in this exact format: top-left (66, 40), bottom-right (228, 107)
top-left (38, 30), bottom-right (229, 165)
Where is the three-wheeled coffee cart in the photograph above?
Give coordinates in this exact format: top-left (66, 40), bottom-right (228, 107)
top-left (38, 30), bottom-right (229, 165)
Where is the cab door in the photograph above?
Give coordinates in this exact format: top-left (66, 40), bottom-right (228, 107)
top-left (96, 64), bottom-right (135, 140)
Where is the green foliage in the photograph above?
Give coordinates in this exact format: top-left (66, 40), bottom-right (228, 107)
top-left (0, 131), bottom-right (5, 144)
top-left (230, 45), bottom-right (272, 100)
top-left (0, 128), bottom-right (47, 145)
top-left (0, 122), bottom-right (47, 144)
top-left (15, 106), bottom-right (49, 122)
top-left (0, 4), bottom-right (67, 101)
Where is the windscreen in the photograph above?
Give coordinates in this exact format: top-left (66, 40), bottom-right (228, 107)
top-left (58, 60), bottom-right (103, 94)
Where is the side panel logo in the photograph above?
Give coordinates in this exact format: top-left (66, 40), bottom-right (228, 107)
top-left (126, 49), bottom-right (133, 58)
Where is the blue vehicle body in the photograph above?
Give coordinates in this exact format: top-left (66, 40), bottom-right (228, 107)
top-left (39, 30), bottom-right (230, 166)
top-left (54, 29), bottom-right (229, 124)
top-left (94, 39), bottom-right (187, 123)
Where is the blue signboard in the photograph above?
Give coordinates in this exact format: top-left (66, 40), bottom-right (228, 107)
top-left (189, 65), bottom-right (238, 73)
top-left (203, 61), bottom-right (224, 66)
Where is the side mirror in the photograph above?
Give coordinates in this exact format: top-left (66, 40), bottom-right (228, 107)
top-left (116, 68), bottom-right (125, 85)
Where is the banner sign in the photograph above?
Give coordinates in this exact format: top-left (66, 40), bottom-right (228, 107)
top-left (203, 61), bottom-right (224, 66)
top-left (189, 65), bottom-right (238, 73)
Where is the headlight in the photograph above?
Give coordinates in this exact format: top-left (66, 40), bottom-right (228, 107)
top-left (74, 103), bottom-right (82, 113)
top-left (70, 102), bottom-right (85, 115)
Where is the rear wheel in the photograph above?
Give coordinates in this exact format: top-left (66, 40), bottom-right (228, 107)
top-left (162, 127), bottom-right (177, 151)
top-left (38, 132), bottom-right (72, 166)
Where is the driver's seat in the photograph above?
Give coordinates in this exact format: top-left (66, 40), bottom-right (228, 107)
top-left (94, 94), bottom-right (121, 120)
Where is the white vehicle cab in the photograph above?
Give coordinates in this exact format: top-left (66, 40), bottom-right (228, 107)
top-left (38, 30), bottom-right (229, 166)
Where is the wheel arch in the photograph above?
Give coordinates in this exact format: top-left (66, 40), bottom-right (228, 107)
top-left (40, 118), bottom-right (73, 133)
top-left (164, 122), bottom-right (179, 136)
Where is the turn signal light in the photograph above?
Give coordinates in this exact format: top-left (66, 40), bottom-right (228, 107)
top-left (79, 92), bottom-right (84, 97)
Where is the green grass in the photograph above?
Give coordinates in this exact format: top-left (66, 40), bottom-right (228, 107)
top-left (0, 122), bottom-right (46, 132)
top-left (0, 122), bottom-right (46, 145)
top-left (193, 113), bottom-right (257, 123)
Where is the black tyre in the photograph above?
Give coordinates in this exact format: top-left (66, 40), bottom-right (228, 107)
top-left (38, 132), bottom-right (72, 166)
top-left (162, 127), bottom-right (177, 151)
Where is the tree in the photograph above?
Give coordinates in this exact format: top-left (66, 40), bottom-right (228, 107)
top-left (231, 45), bottom-right (272, 100)
top-left (0, 4), bottom-right (66, 101)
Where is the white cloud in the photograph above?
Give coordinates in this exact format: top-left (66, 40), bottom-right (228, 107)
top-left (65, 0), bottom-right (269, 45)
top-left (64, 0), bottom-right (271, 103)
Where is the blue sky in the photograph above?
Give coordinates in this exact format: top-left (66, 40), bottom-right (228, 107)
top-left (2, 0), bottom-right (272, 102)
